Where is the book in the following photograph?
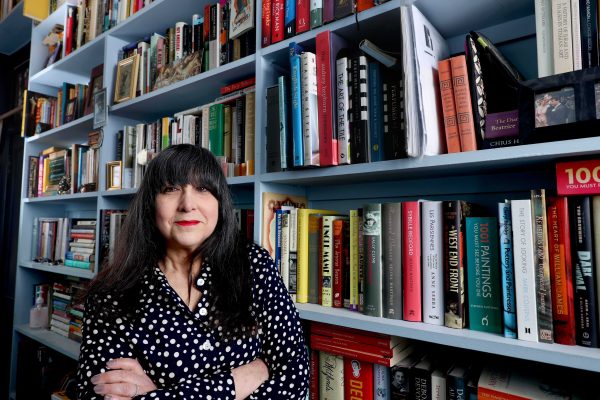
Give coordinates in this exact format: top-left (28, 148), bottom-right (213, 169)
top-left (382, 203), bottom-right (402, 320)
top-left (422, 200), bottom-right (444, 325)
top-left (552, 0), bottom-right (574, 73)
top-left (373, 363), bottom-right (389, 400)
top-left (450, 55), bottom-right (477, 152)
top-left (289, 42), bottom-right (305, 167)
top-left (320, 351), bottom-right (344, 400)
top-left (345, 358), bottom-right (374, 400)
top-left (402, 201), bottom-right (421, 322)
top-left (261, 192), bottom-right (307, 259)
top-left (336, 49), bottom-right (352, 165)
top-left (349, 54), bottom-right (370, 164)
top-left (498, 201), bottom-right (517, 339)
top-left (363, 203), bottom-right (383, 317)
top-left (437, 58), bottom-right (461, 153)
top-left (300, 51), bottom-right (320, 166)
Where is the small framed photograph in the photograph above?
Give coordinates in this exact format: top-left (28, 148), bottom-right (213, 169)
top-left (84, 63), bottom-right (104, 115)
top-left (106, 161), bottom-right (122, 190)
top-left (93, 88), bottom-right (107, 129)
top-left (534, 86), bottom-right (576, 128)
top-left (114, 54), bottom-right (140, 104)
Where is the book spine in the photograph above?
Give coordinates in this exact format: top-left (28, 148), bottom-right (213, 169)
top-left (358, 208), bottom-right (365, 312)
top-left (437, 58), bottom-right (461, 153)
top-left (321, 216), bottom-right (335, 307)
top-left (547, 196), bottom-right (576, 345)
top-left (290, 44), bottom-right (304, 167)
top-left (450, 55), bottom-right (477, 152)
top-left (552, 0), bottom-right (574, 73)
top-left (265, 85), bottom-right (281, 172)
top-left (316, 30), bottom-right (338, 167)
top-left (262, 0), bottom-right (272, 47)
top-left (319, 352), bottom-right (344, 400)
top-left (349, 209), bottom-right (360, 311)
top-left (535, 0), bottom-right (554, 78)
top-left (530, 189), bottom-right (554, 343)
top-left (444, 201), bottom-right (467, 329)
top-left (334, 0), bottom-right (353, 19)
top-left (373, 363), bottom-right (390, 400)
top-left (571, 0), bottom-right (582, 70)
top-left (466, 217), bottom-right (502, 333)
top-left (402, 201), bottom-right (421, 322)
top-left (382, 203), bottom-right (402, 320)
top-left (289, 208), bottom-right (298, 301)
top-left (310, 0), bottom-right (323, 28)
top-left (297, 209), bottom-right (310, 303)
top-left (296, 0), bottom-right (310, 33)
top-left (363, 203), bottom-right (383, 317)
top-left (323, 0), bottom-right (334, 23)
top-left (271, 0), bottom-right (285, 43)
top-left (312, 334), bottom-right (394, 357)
top-left (368, 61), bottom-right (383, 162)
top-left (278, 76), bottom-right (290, 170)
top-left (332, 218), bottom-right (345, 308)
top-left (498, 201), bottom-right (517, 339)
top-left (336, 56), bottom-right (351, 164)
top-left (350, 55), bottom-right (369, 164)
top-left (244, 91), bottom-right (255, 175)
top-left (570, 196), bottom-right (599, 347)
top-left (511, 199), bottom-right (539, 342)
top-left (301, 51), bottom-right (320, 167)
top-left (581, 0), bottom-right (599, 68)
top-left (308, 214), bottom-right (321, 304)
top-left (312, 341), bottom-right (394, 367)
top-left (284, 0), bottom-right (296, 38)
top-left (309, 349), bottom-right (319, 400)
top-left (422, 200), bottom-right (444, 325)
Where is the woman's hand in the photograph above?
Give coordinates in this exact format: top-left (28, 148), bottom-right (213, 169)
top-left (91, 358), bottom-right (157, 399)
top-left (231, 358), bottom-right (270, 400)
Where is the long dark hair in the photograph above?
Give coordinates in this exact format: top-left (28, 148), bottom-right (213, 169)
top-left (82, 144), bottom-right (254, 332)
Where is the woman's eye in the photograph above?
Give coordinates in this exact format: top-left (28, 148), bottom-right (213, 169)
top-left (196, 186), bottom-right (207, 192)
top-left (162, 186), bottom-right (179, 193)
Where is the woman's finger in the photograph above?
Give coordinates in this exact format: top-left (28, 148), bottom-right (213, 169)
top-left (93, 381), bottom-right (137, 397)
top-left (91, 369), bottom-right (137, 385)
top-left (106, 358), bottom-right (145, 374)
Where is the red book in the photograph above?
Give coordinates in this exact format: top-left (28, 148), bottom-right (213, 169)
top-left (310, 321), bottom-right (403, 348)
top-left (438, 58), bottom-right (461, 153)
top-left (356, 0), bottom-right (374, 12)
top-left (71, 233), bottom-right (95, 240)
top-left (344, 358), bottom-right (374, 400)
top-left (204, 5), bottom-right (211, 47)
top-left (271, 0), bottom-right (285, 43)
top-left (316, 31), bottom-right (348, 166)
top-left (309, 349), bottom-right (319, 400)
top-left (310, 339), bottom-right (413, 367)
top-left (65, 7), bottom-right (74, 56)
top-left (402, 201), bottom-right (422, 322)
top-left (295, 0), bottom-right (310, 34)
top-left (311, 334), bottom-right (396, 357)
top-left (450, 55), bottom-right (477, 152)
top-left (547, 196), bottom-right (577, 345)
top-left (220, 77), bottom-right (257, 95)
top-left (262, 0), bottom-right (272, 47)
top-left (332, 218), bottom-right (344, 307)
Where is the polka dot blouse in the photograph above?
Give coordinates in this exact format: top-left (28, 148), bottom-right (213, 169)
top-left (76, 244), bottom-right (309, 399)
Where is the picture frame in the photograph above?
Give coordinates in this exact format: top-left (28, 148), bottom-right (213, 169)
top-left (106, 161), bottom-right (122, 190)
top-left (93, 88), bottom-right (107, 129)
top-left (84, 64), bottom-right (104, 115)
top-left (114, 54), bottom-right (140, 104)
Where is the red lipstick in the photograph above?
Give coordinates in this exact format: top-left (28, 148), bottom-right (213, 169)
top-left (175, 220), bottom-right (200, 226)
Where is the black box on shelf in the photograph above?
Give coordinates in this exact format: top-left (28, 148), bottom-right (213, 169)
top-left (519, 67), bottom-right (600, 144)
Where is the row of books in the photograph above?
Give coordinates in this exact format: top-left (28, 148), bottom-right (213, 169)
top-left (265, 188), bottom-right (600, 348)
top-left (266, 33), bottom-right (404, 171)
top-left (115, 85), bottom-right (256, 188)
top-left (62, 0), bottom-right (156, 58)
top-left (34, 278), bottom-right (86, 343)
top-left (307, 322), bottom-right (590, 400)
top-left (32, 217), bottom-right (97, 271)
top-left (27, 134), bottom-right (100, 198)
top-left (261, 0), bottom-right (386, 47)
top-left (116, 0), bottom-right (255, 99)
top-left (21, 84), bottom-right (91, 137)
top-left (535, 0), bottom-right (600, 77)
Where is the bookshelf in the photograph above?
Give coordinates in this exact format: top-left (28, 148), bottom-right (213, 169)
top-left (9, 0), bottom-right (600, 397)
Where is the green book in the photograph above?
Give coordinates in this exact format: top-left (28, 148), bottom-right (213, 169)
top-left (208, 103), bottom-right (225, 156)
top-left (466, 217), bottom-right (502, 333)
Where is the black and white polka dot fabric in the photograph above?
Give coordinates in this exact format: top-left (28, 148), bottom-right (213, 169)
top-left (77, 244), bottom-right (309, 399)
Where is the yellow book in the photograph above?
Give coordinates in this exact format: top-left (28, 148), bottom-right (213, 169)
top-left (42, 157), bottom-right (50, 194)
top-left (296, 208), bottom-right (337, 303)
top-left (24, 0), bottom-right (50, 22)
top-left (349, 209), bottom-right (359, 311)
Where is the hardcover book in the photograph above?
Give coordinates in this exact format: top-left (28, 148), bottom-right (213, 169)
top-left (402, 201), bottom-right (421, 322)
top-left (345, 358), bottom-right (374, 400)
top-left (319, 351), bottom-right (344, 400)
top-left (382, 203), bottom-right (402, 320)
top-left (422, 200), bottom-right (444, 325)
top-left (363, 203), bottom-right (383, 317)
top-left (498, 201), bottom-right (517, 339)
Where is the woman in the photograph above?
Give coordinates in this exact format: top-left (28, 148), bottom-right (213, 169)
top-left (77, 144), bottom-right (309, 399)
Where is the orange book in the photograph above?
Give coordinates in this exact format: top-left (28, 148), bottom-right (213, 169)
top-left (438, 59), bottom-right (461, 153)
top-left (356, 0), bottom-right (374, 12)
top-left (450, 55), bottom-right (478, 152)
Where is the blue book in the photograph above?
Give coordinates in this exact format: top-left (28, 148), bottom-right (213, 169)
top-left (289, 42), bottom-right (304, 167)
top-left (498, 201), bottom-right (517, 339)
top-left (368, 61), bottom-right (383, 162)
top-left (284, 0), bottom-right (296, 38)
top-left (278, 76), bottom-right (290, 170)
top-left (275, 209), bottom-right (283, 273)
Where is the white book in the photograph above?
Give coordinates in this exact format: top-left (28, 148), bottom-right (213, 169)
top-left (570, 0), bottom-right (582, 70)
top-left (373, 364), bottom-right (390, 400)
top-left (510, 199), bottom-right (539, 342)
top-left (175, 22), bottom-right (187, 61)
top-left (552, 0), bottom-right (574, 73)
top-left (281, 213), bottom-right (291, 292)
top-left (209, 3), bottom-right (221, 70)
top-left (319, 352), bottom-right (344, 400)
top-left (431, 368), bottom-right (447, 400)
top-left (336, 56), bottom-right (351, 164)
top-left (134, 123), bottom-right (146, 188)
top-left (534, 0), bottom-right (554, 77)
top-left (421, 200), bottom-right (444, 325)
top-left (137, 41), bottom-right (149, 95)
top-left (300, 51), bottom-right (320, 166)
top-left (202, 107), bottom-right (211, 149)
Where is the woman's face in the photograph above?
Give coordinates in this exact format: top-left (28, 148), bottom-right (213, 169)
top-left (155, 184), bottom-right (219, 252)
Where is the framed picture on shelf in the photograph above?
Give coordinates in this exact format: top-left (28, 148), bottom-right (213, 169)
top-left (84, 64), bottom-right (104, 115)
top-left (114, 54), bottom-right (140, 104)
top-left (93, 88), bottom-right (107, 129)
top-left (106, 161), bottom-right (122, 190)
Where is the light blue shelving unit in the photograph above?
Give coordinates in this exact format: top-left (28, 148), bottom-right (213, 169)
top-left (10, 0), bottom-right (600, 398)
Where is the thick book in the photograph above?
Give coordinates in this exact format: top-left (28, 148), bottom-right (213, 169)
top-left (349, 209), bottom-right (360, 310)
top-left (373, 363), bottom-right (389, 400)
top-left (271, 0), bottom-right (285, 43)
top-left (261, 0), bottom-right (272, 46)
top-left (301, 51), bottom-right (320, 166)
top-left (310, 0), bottom-right (323, 28)
top-left (498, 201), bottom-right (517, 339)
top-left (363, 203), bottom-right (383, 317)
top-left (382, 203), bottom-right (402, 320)
top-left (296, 0), bottom-right (310, 34)
top-left (284, 0), bottom-right (296, 38)
top-left (402, 201), bottom-right (421, 322)
top-left (349, 54), bottom-right (370, 164)
top-left (316, 31), bottom-right (348, 166)
top-left (530, 189), bottom-right (554, 343)
top-left (368, 60), bottom-right (384, 162)
top-left (437, 58), bottom-right (461, 153)
top-left (265, 85), bottom-right (281, 172)
top-left (309, 213), bottom-right (322, 304)
top-left (390, 350), bottom-right (422, 399)
top-left (289, 42), bottom-right (305, 167)
top-left (570, 196), bottom-right (599, 347)
top-left (421, 200), bottom-right (444, 325)
top-left (319, 351), bottom-right (344, 400)
top-left (382, 69), bottom-right (405, 160)
top-left (345, 358), bottom-right (374, 400)
top-left (552, 0), bottom-right (574, 73)
top-left (336, 49), bottom-right (352, 164)
top-left (547, 196), bottom-right (576, 345)
top-left (450, 55), bottom-right (477, 152)
top-left (278, 76), bottom-right (291, 170)
top-left (310, 349), bottom-right (319, 400)
top-left (465, 217), bottom-right (502, 334)
top-left (535, 0), bottom-right (554, 77)
top-left (321, 214), bottom-right (341, 306)
top-left (511, 199), bottom-right (538, 342)
top-left (332, 218), bottom-right (348, 308)
top-left (412, 355), bottom-right (434, 400)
